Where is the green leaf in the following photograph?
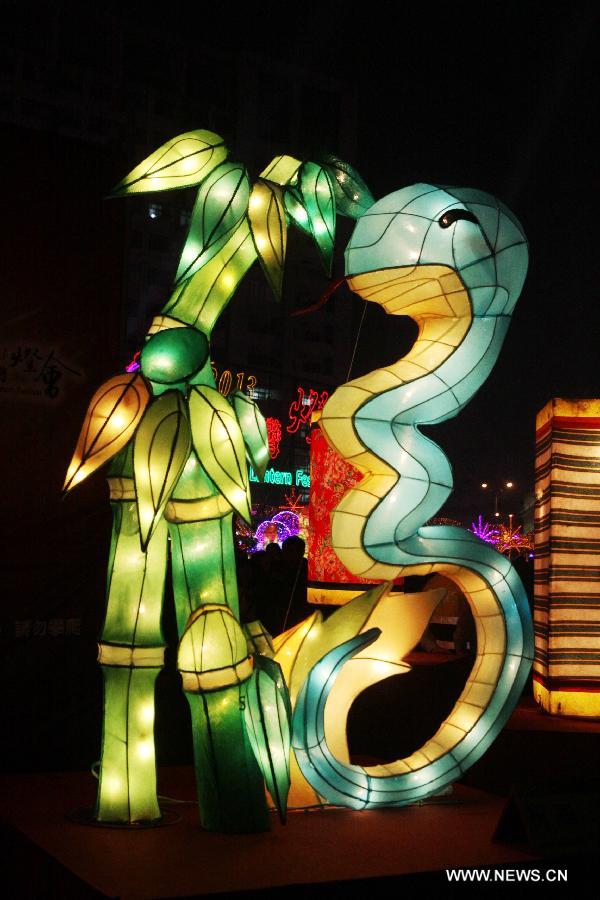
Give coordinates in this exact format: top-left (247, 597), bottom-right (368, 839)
top-left (283, 186), bottom-right (312, 236)
top-left (109, 129), bottom-right (228, 197)
top-left (133, 391), bottom-right (191, 550)
top-left (299, 162), bottom-right (336, 275)
top-left (175, 162), bottom-right (250, 286)
top-left (243, 620), bottom-right (275, 658)
top-left (243, 656), bottom-right (291, 824)
top-left (257, 655), bottom-right (292, 725)
top-left (232, 390), bottom-right (269, 480)
top-left (189, 385), bottom-right (251, 522)
top-left (319, 155), bottom-right (375, 218)
top-left (248, 179), bottom-right (287, 300)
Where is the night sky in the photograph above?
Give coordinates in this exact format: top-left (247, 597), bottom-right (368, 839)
top-left (281, 2), bottom-right (599, 519)
top-left (7, 1), bottom-right (600, 521)
top-left (171, 0), bottom-right (598, 519)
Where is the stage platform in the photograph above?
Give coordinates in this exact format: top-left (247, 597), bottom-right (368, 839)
top-left (1, 768), bottom-right (537, 899)
top-left (2, 695), bottom-right (598, 897)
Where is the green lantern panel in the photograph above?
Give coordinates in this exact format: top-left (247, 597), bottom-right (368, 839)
top-left (96, 664), bottom-right (161, 823)
top-left (244, 656), bottom-right (292, 823)
top-left (232, 391), bottom-right (270, 480)
top-left (175, 162), bottom-right (250, 286)
top-left (140, 328), bottom-right (209, 385)
top-left (248, 179), bottom-right (287, 300)
top-left (133, 391), bottom-right (191, 549)
top-left (189, 385), bottom-right (251, 522)
top-left (299, 162), bottom-right (336, 275)
top-left (109, 130), bottom-right (228, 196)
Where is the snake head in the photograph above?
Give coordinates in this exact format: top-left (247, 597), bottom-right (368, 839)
top-left (344, 184), bottom-right (528, 318)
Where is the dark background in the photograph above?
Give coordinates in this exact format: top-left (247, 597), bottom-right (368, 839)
top-left (1, 1), bottom-right (598, 773)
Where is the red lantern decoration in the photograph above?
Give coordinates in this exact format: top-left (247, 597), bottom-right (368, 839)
top-left (307, 416), bottom-right (403, 605)
top-left (287, 386), bottom-right (328, 436)
top-left (265, 417), bottom-right (283, 460)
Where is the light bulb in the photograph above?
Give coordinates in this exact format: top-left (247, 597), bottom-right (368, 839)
top-left (137, 740), bottom-right (153, 760)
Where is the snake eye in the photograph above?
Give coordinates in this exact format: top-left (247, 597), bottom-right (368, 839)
top-left (438, 209), bottom-right (480, 228)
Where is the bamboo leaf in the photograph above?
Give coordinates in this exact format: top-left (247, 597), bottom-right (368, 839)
top-left (299, 162), bottom-right (336, 275)
top-left (133, 391), bottom-right (191, 550)
top-left (244, 656), bottom-right (291, 824)
top-left (260, 155), bottom-right (302, 186)
top-left (283, 186), bottom-right (312, 236)
top-left (109, 129), bottom-right (228, 196)
top-left (64, 374), bottom-right (149, 493)
top-left (248, 179), bottom-right (287, 300)
top-left (232, 390), bottom-right (269, 479)
top-left (175, 162), bottom-right (250, 286)
top-left (319, 155), bottom-right (375, 218)
top-left (258, 655), bottom-right (292, 725)
top-left (189, 385), bottom-right (251, 522)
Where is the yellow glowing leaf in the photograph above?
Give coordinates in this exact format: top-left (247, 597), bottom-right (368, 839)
top-left (133, 391), bottom-right (191, 550)
top-left (109, 130), bottom-right (228, 196)
top-left (322, 586), bottom-right (445, 763)
top-left (273, 612), bottom-right (323, 705)
top-left (248, 180), bottom-right (287, 300)
top-left (279, 584), bottom-right (390, 704)
top-left (259, 155), bottom-right (302, 186)
top-left (189, 385), bottom-right (251, 522)
top-left (274, 584), bottom-right (444, 715)
top-left (64, 375), bottom-right (149, 493)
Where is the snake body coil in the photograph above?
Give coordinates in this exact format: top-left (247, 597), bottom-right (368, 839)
top-left (292, 184), bottom-right (534, 808)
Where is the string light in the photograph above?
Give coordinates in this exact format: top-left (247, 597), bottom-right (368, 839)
top-left (469, 515), bottom-right (533, 558)
top-left (495, 521), bottom-right (534, 559)
top-left (469, 515), bottom-right (499, 544)
top-left (251, 510), bottom-right (303, 551)
top-left (281, 487), bottom-right (304, 512)
top-left (287, 386), bottom-right (329, 435)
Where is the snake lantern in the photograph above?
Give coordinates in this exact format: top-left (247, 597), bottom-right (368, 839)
top-left (291, 182), bottom-right (534, 808)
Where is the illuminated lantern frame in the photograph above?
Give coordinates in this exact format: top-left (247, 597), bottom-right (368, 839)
top-left (534, 399), bottom-right (600, 717)
top-left (66, 129), bottom-right (533, 829)
top-left (293, 184), bottom-right (533, 808)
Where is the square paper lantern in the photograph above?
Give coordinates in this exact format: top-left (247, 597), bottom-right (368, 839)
top-left (534, 398), bottom-right (600, 716)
